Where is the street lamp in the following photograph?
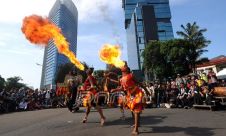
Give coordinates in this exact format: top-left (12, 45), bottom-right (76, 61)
top-left (36, 63), bottom-right (42, 67)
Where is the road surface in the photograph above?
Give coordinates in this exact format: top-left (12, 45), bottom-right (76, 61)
top-left (0, 108), bottom-right (226, 136)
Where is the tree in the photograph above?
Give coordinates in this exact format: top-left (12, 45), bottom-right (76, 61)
top-left (143, 39), bottom-right (191, 80)
top-left (143, 41), bottom-right (169, 80)
top-left (0, 75), bottom-right (5, 90)
top-left (5, 76), bottom-right (26, 91)
top-left (55, 62), bottom-right (89, 84)
top-left (162, 39), bottom-right (190, 76)
top-left (176, 22), bottom-right (211, 73)
top-left (143, 23), bottom-right (210, 80)
top-left (94, 70), bottom-right (105, 79)
top-left (93, 70), bottom-right (105, 86)
top-left (107, 65), bottom-right (122, 76)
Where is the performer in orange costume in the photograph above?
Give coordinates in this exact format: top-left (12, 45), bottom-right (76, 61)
top-left (80, 68), bottom-right (105, 126)
top-left (110, 64), bottom-right (149, 135)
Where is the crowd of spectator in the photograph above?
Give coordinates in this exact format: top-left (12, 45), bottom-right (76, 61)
top-left (0, 88), bottom-right (64, 114)
top-left (144, 69), bottom-right (226, 109)
top-left (1, 69), bottom-right (226, 114)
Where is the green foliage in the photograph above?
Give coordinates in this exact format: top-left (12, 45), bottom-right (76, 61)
top-left (94, 70), bottom-right (105, 79)
top-left (143, 22), bottom-right (210, 80)
top-left (0, 75), bottom-right (5, 90)
top-left (5, 76), bottom-right (26, 90)
top-left (176, 22), bottom-right (211, 72)
top-left (143, 40), bottom-right (190, 80)
top-left (143, 41), bottom-right (168, 79)
top-left (107, 65), bottom-right (122, 76)
top-left (55, 62), bottom-right (89, 83)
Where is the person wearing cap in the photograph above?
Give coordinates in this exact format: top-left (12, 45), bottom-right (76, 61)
top-left (176, 74), bottom-right (184, 88)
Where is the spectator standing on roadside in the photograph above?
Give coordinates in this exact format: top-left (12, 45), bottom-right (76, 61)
top-left (208, 69), bottom-right (218, 91)
top-left (176, 74), bottom-right (184, 88)
top-left (45, 90), bottom-right (51, 106)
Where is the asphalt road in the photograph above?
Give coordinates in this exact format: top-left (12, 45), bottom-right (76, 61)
top-left (0, 108), bottom-right (226, 136)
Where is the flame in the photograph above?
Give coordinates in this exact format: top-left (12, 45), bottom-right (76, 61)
top-left (21, 15), bottom-right (84, 71)
top-left (99, 44), bottom-right (125, 68)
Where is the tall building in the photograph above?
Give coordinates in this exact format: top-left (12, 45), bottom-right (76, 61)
top-left (122, 0), bottom-right (174, 80)
top-left (40, 0), bottom-right (78, 89)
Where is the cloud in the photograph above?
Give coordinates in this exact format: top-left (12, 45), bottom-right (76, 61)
top-left (0, 0), bottom-right (121, 24)
top-left (0, 0), bottom-right (55, 24)
top-left (0, 41), bottom-right (6, 47)
top-left (0, 32), bottom-right (15, 40)
top-left (78, 34), bottom-right (106, 42)
top-left (74, 0), bottom-right (121, 23)
top-left (0, 0), bottom-right (124, 88)
top-left (0, 45), bottom-right (43, 56)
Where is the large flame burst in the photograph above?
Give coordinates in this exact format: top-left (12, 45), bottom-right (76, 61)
top-left (21, 15), bottom-right (84, 71)
top-left (99, 44), bottom-right (125, 68)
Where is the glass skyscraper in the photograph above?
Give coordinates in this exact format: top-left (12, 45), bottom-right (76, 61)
top-left (122, 0), bottom-right (174, 80)
top-left (40, 0), bottom-right (78, 89)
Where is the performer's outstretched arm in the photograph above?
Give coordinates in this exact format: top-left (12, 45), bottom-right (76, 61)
top-left (110, 86), bottom-right (123, 93)
top-left (107, 77), bottom-right (119, 84)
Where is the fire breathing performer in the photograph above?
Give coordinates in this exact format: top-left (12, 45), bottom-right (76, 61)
top-left (99, 44), bottom-right (151, 134)
top-left (79, 68), bottom-right (106, 126)
top-left (109, 63), bottom-right (150, 135)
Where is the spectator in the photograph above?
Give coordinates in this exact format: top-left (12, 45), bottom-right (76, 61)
top-left (187, 84), bottom-right (196, 107)
top-left (45, 90), bottom-right (51, 106)
top-left (193, 86), bottom-right (205, 105)
top-left (208, 69), bottom-right (218, 91)
top-left (67, 79), bottom-right (79, 112)
top-left (148, 83), bottom-right (155, 100)
top-left (168, 84), bottom-right (179, 108)
top-left (177, 83), bottom-right (189, 108)
top-left (200, 71), bottom-right (208, 83)
top-left (219, 80), bottom-right (226, 87)
top-left (154, 82), bottom-right (161, 108)
top-left (165, 81), bottom-right (171, 103)
top-left (18, 99), bottom-right (28, 111)
top-left (196, 75), bottom-right (204, 87)
top-left (176, 74), bottom-right (184, 87)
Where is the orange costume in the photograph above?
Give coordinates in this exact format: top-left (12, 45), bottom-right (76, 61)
top-left (120, 73), bottom-right (144, 113)
top-left (82, 75), bottom-right (98, 107)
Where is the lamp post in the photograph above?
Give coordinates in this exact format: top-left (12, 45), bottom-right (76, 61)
top-left (36, 63), bottom-right (43, 67)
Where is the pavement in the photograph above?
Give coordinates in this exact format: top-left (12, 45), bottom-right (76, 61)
top-left (0, 107), bottom-right (226, 136)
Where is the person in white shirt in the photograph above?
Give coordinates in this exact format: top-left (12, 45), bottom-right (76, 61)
top-left (45, 90), bottom-right (51, 106)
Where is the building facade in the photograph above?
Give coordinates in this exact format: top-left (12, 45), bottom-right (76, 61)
top-left (122, 0), bottom-right (174, 80)
top-left (40, 0), bottom-right (78, 89)
top-left (197, 55), bottom-right (226, 75)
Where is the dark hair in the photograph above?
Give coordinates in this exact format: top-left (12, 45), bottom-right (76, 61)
top-left (86, 67), bottom-right (94, 75)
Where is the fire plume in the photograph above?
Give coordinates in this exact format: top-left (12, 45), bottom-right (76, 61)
top-left (99, 44), bottom-right (125, 68)
top-left (21, 15), bottom-right (84, 71)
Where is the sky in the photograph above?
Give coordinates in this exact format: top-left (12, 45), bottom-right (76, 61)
top-left (0, 0), bottom-right (225, 89)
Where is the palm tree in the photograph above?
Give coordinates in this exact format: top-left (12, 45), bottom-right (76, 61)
top-left (177, 22), bottom-right (211, 73)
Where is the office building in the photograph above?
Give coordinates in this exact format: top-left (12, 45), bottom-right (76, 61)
top-left (40, 0), bottom-right (78, 89)
top-left (122, 0), bottom-right (174, 80)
